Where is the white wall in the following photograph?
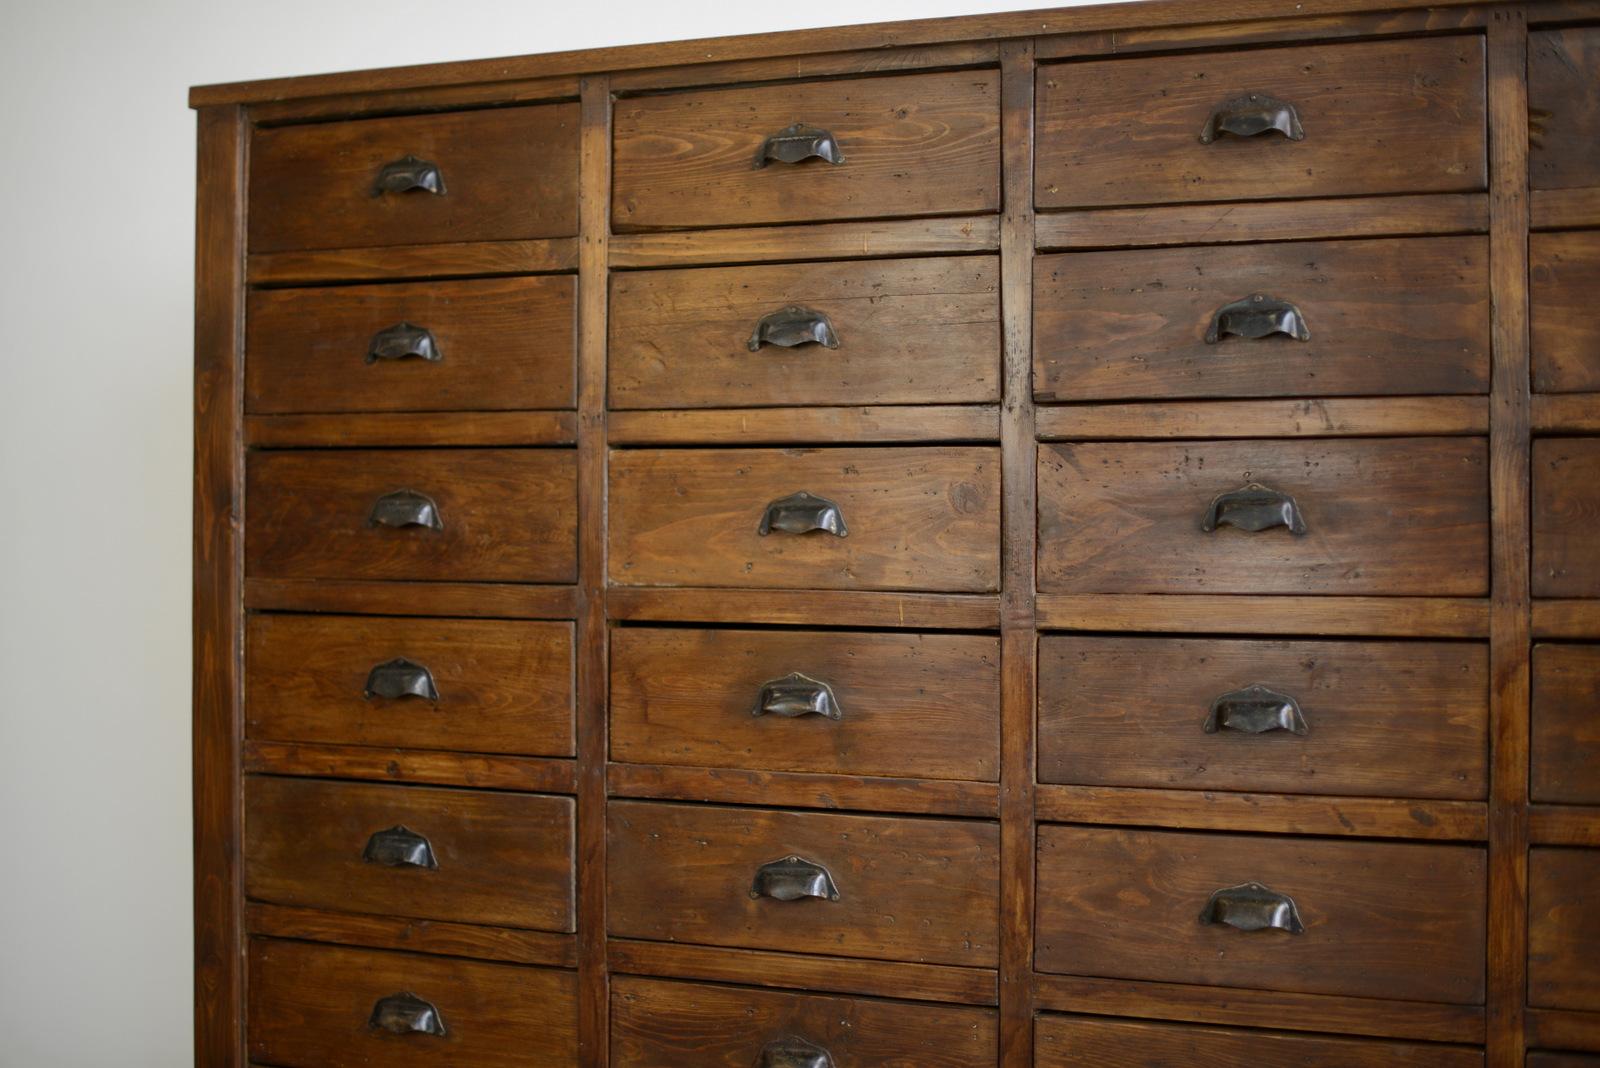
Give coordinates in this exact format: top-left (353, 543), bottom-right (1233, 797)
top-left (0, 1), bottom-right (1111, 1062)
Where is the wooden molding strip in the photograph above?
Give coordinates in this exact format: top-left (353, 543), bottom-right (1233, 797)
top-left (243, 577), bottom-right (579, 618)
top-left (607, 940), bottom-right (998, 1007)
top-left (1533, 600), bottom-right (1600, 639)
top-left (609, 216), bottom-right (1000, 268)
top-left (1033, 974), bottom-right (1487, 1045)
top-left (248, 76), bottom-right (579, 125)
top-left (610, 40), bottom-right (999, 93)
top-left (1529, 804), bottom-right (1600, 847)
top-left (1531, 187), bottom-right (1600, 231)
top-left (246, 903), bottom-right (579, 969)
top-left (1036, 397), bottom-right (1489, 440)
top-left (243, 741), bottom-right (579, 794)
top-left (606, 587), bottom-right (1002, 630)
top-left (606, 763), bottom-right (1000, 819)
top-left (245, 411), bottom-right (577, 448)
top-left (1532, 393), bottom-right (1600, 433)
top-left (1526, 1008), bottom-right (1600, 1053)
top-left (1035, 594), bottom-right (1492, 637)
top-left (1035, 784), bottom-right (1488, 841)
top-left (247, 238), bottom-right (578, 286)
top-left (1037, 194), bottom-right (1489, 250)
top-left (607, 406), bottom-right (1000, 445)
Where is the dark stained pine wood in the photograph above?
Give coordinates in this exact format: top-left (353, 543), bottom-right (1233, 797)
top-left (1036, 397), bottom-right (1490, 440)
top-left (245, 902), bottom-right (578, 968)
top-left (248, 238), bottom-right (578, 286)
top-left (1036, 593), bottom-right (1492, 637)
top-left (1532, 231), bottom-right (1600, 392)
top-left (242, 577), bottom-right (578, 618)
top-left (1529, 27), bottom-right (1600, 191)
top-left (1531, 643), bottom-right (1600, 804)
top-left (243, 741), bottom-right (578, 794)
top-left (606, 405), bottom-right (1000, 445)
top-left (606, 586), bottom-right (1001, 630)
top-left (1533, 437), bottom-right (1600, 596)
top-left (608, 216), bottom-right (1000, 268)
top-left (1529, 848), bottom-right (1600, 1012)
top-left (244, 410), bottom-right (577, 448)
top-left (605, 763), bottom-right (1001, 818)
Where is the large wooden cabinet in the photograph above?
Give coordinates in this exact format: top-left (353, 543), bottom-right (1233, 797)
top-left (191, 1), bottom-right (1600, 1064)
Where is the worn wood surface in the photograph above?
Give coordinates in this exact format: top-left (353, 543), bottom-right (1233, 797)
top-left (1534, 437), bottom-right (1600, 597)
top-left (606, 763), bottom-right (999, 818)
top-left (1528, 1054), bottom-right (1600, 1068)
top-left (1036, 397), bottom-right (1490, 440)
top-left (1530, 848), bottom-right (1600, 1012)
top-left (609, 40), bottom-right (999, 93)
top-left (245, 902), bottom-right (578, 968)
top-left (1534, 394), bottom-right (1600, 434)
top-left (1533, 187), bottom-right (1600, 231)
top-left (1531, 805), bottom-right (1600, 848)
top-left (609, 216), bottom-right (1000, 268)
top-left (607, 405), bottom-right (1000, 445)
top-left (1530, 28), bottom-right (1600, 191)
top-left (1531, 643), bottom-right (1600, 804)
top-left (606, 586), bottom-right (1000, 629)
top-left (613, 70), bottom-right (1000, 230)
top-left (609, 256), bottom-right (999, 409)
top-left (1527, 1009), bottom-right (1600, 1056)
top-left (248, 238), bottom-right (578, 286)
top-left (242, 577), bottom-right (578, 618)
top-left (243, 741), bottom-right (577, 793)
top-left (1036, 593), bottom-right (1491, 637)
top-left (244, 411), bottom-right (577, 448)
top-left (1532, 231), bottom-right (1600, 392)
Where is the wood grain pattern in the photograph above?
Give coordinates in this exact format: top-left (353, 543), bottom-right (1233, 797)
top-left (246, 276), bottom-right (575, 413)
top-left (248, 238), bottom-right (577, 285)
top-left (1037, 438), bottom-right (1490, 595)
top-left (611, 976), bottom-right (999, 1066)
top-left (1530, 848), bottom-right (1600, 1012)
top-left (246, 614), bottom-right (574, 756)
top-left (1035, 825), bottom-right (1487, 1004)
top-left (1528, 1054), bottom-right (1600, 1068)
top-left (1036, 593), bottom-right (1491, 637)
top-left (1033, 237), bottom-right (1490, 401)
top-left (1038, 636), bottom-right (1489, 799)
top-left (244, 777), bottom-right (574, 930)
top-left (606, 763), bottom-right (1000, 818)
top-left (1035, 37), bottom-right (1486, 209)
top-left (246, 448), bottom-right (577, 582)
top-left (1534, 394), bottom-right (1600, 434)
top-left (1035, 1014), bottom-right (1484, 1067)
top-left (1533, 231), bottom-right (1600, 393)
top-left (1530, 805), bottom-right (1600, 848)
top-left (607, 800), bottom-right (999, 967)
top-left (613, 71), bottom-right (1000, 230)
top-left (1533, 187), bottom-right (1600, 231)
top-left (243, 741), bottom-right (577, 794)
top-left (1036, 397), bottom-right (1490, 440)
top-left (609, 446), bottom-right (1000, 592)
top-left (609, 40), bottom-right (999, 92)
top-left (244, 411), bottom-right (576, 447)
top-left (607, 405), bottom-right (1000, 445)
top-left (609, 216), bottom-right (1000, 268)
top-left (1532, 643), bottom-right (1600, 804)
top-left (249, 105), bottom-right (579, 252)
top-left (610, 627), bottom-right (999, 781)
top-left (609, 256), bottom-right (999, 408)
top-left (246, 902), bottom-right (578, 968)
top-left (1527, 1009), bottom-right (1600, 1057)
top-left (245, 76), bottom-right (576, 124)
top-left (247, 938), bottom-right (578, 1067)
top-left (606, 586), bottom-right (1000, 629)
top-left (1530, 28), bottom-right (1600, 191)
top-left (1534, 437), bottom-right (1600, 597)
top-left (243, 577), bottom-right (578, 618)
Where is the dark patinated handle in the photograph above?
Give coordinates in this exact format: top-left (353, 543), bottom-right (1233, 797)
top-left (373, 154), bottom-right (446, 195)
top-left (1205, 684), bottom-right (1309, 736)
top-left (758, 492), bottom-right (848, 537)
top-left (368, 489), bottom-right (444, 531)
top-left (368, 991), bottom-right (447, 1036)
top-left (1201, 483), bottom-right (1307, 536)
top-left (748, 305), bottom-right (841, 351)
top-left (753, 672), bottom-right (842, 720)
top-left (1199, 94), bottom-right (1305, 144)
top-left (754, 123), bottom-right (845, 167)
top-left (1199, 881), bottom-right (1306, 934)
top-left (362, 825), bottom-right (439, 869)
top-left (364, 658), bottom-right (440, 702)
top-left (367, 322), bottom-right (442, 364)
top-left (1205, 294), bottom-right (1311, 344)
top-left (750, 855), bottom-right (840, 902)
top-left (755, 1036), bottom-right (837, 1068)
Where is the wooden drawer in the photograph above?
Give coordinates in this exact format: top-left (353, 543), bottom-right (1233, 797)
top-left (246, 448), bottom-right (577, 582)
top-left (612, 71), bottom-right (1000, 231)
top-left (249, 104), bottom-right (579, 253)
top-left (1037, 438), bottom-right (1488, 595)
top-left (248, 939), bottom-right (577, 1067)
top-left (610, 627), bottom-right (1000, 781)
top-left (244, 777), bottom-right (574, 931)
top-left (1533, 644), bottom-right (1600, 805)
top-left (246, 276), bottom-right (575, 414)
top-left (1035, 825), bottom-right (1487, 1004)
top-left (1035, 1015), bottom-right (1484, 1067)
top-left (612, 976), bottom-right (997, 1066)
top-left (1036, 37), bottom-right (1485, 209)
top-left (609, 447), bottom-right (1000, 592)
top-left (1038, 636), bottom-right (1488, 800)
top-left (608, 801), bottom-right (999, 967)
top-left (609, 256), bottom-right (1000, 409)
top-left (1531, 28), bottom-right (1600, 191)
top-left (1033, 237), bottom-right (1489, 402)
top-left (1535, 438), bottom-right (1600, 598)
top-left (1534, 232), bottom-right (1600, 393)
top-left (245, 614), bottom-right (574, 757)
top-left (1531, 848), bottom-right (1600, 1012)
top-left (1530, 1055), bottom-right (1600, 1068)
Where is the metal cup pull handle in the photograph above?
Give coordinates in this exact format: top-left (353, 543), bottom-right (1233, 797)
top-left (1199, 94), bottom-right (1305, 144)
top-left (1205, 684), bottom-right (1309, 736)
top-left (753, 672), bottom-right (842, 720)
top-left (363, 658), bottom-right (440, 702)
top-left (748, 305), bottom-right (841, 351)
top-left (367, 991), bottom-right (447, 1036)
top-left (755, 1036), bottom-right (837, 1068)
top-left (1205, 294), bottom-right (1311, 344)
top-left (373, 154), bottom-right (446, 195)
top-left (367, 322), bottom-right (442, 364)
top-left (362, 825), bottom-right (439, 870)
top-left (1199, 881), bottom-right (1306, 934)
top-left (758, 492), bottom-right (847, 537)
top-left (750, 855), bottom-right (840, 902)
top-left (368, 489), bottom-right (444, 531)
top-left (1201, 483), bottom-right (1307, 536)
top-left (754, 123), bottom-right (845, 167)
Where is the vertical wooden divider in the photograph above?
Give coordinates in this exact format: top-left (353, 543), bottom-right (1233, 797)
top-left (1486, 9), bottom-right (1532, 1068)
top-left (998, 39), bottom-right (1038, 1068)
top-left (193, 103), bottom-right (247, 1068)
top-left (576, 75), bottom-right (612, 1067)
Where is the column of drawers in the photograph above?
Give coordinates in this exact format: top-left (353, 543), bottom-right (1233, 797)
top-left (1031, 36), bottom-right (1495, 1065)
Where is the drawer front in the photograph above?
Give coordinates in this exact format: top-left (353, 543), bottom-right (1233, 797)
top-left (1035, 825), bottom-right (1487, 1004)
top-left (1531, 28), bottom-right (1600, 191)
top-left (1530, 1056), bottom-right (1600, 1068)
top-left (609, 447), bottom-right (1000, 592)
top-left (249, 104), bottom-right (580, 253)
top-left (1535, 438), bottom-right (1600, 598)
top-left (1038, 438), bottom-right (1489, 595)
top-left (612, 976), bottom-right (997, 1067)
top-left (246, 276), bottom-right (576, 414)
top-left (1039, 636), bottom-right (1488, 799)
top-left (1533, 644), bottom-right (1600, 805)
top-left (246, 614), bottom-right (574, 757)
top-left (1531, 848), bottom-right (1600, 1012)
top-left (246, 448), bottom-right (577, 582)
top-left (609, 256), bottom-right (1000, 409)
top-left (610, 627), bottom-right (1000, 781)
top-left (1036, 1015), bottom-right (1484, 1068)
top-left (612, 71), bottom-right (1000, 230)
top-left (1036, 37), bottom-right (1485, 209)
top-left (248, 939), bottom-right (577, 1068)
top-left (1034, 237), bottom-right (1489, 402)
top-left (608, 801), bottom-right (999, 967)
top-left (245, 777), bottom-right (574, 931)
top-left (1533, 232), bottom-right (1600, 393)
